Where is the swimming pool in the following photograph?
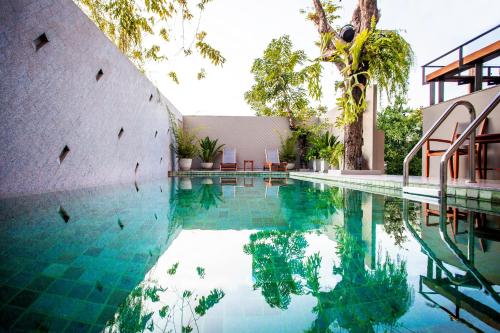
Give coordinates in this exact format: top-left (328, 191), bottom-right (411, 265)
top-left (0, 176), bottom-right (498, 332)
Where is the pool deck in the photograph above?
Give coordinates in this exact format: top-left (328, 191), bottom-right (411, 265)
top-left (172, 170), bottom-right (500, 204)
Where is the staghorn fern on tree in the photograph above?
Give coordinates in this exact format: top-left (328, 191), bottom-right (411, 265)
top-left (306, 0), bottom-right (414, 170)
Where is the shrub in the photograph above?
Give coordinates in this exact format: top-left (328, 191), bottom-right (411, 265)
top-left (198, 136), bottom-right (224, 162)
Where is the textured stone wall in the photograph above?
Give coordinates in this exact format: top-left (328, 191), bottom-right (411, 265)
top-left (0, 0), bottom-right (182, 198)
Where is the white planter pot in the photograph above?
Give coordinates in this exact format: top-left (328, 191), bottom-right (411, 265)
top-left (179, 177), bottom-right (192, 190)
top-left (200, 162), bottom-right (214, 170)
top-left (320, 159), bottom-right (329, 173)
top-left (179, 158), bottom-right (192, 171)
top-left (286, 163), bottom-right (295, 170)
top-left (312, 159), bottom-right (320, 172)
top-left (201, 178), bottom-right (213, 185)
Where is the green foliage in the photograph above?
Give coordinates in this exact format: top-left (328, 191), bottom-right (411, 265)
top-left (198, 136), bottom-right (224, 162)
top-left (167, 262), bottom-right (179, 275)
top-left (196, 266), bottom-right (205, 279)
top-left (279, 133), bottom-right (298, 163)
top-left (74, 0), bottom-right (224, 77)
top-left (377, 100), bottom-right (422, 175)
top-left (305, 131), bottom-right (343, 167)
top-left (170, 125), bottom-right (199, 159)
top-left (305, 3), bottom-right (414, 127)
top-left (244, 35), bottom-right (326, 129)
top-left (194, 288), bottom-right (225, 316)
top-left (105, 260), bottom-right (225, 333)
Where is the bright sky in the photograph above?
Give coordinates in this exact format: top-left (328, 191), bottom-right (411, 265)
top-left (146, 0), bottom-right (500, 116)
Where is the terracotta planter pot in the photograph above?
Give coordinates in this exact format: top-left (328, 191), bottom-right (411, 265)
top-left (200, 162), bottom-right (214, 170)
top-left (179, 158), bottom-right (192, 171)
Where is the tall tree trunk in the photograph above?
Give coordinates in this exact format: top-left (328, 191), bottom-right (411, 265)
top-left (311, 0), bottom-right (379, 170)
top-left (344, 113), bottom-right (364, 169)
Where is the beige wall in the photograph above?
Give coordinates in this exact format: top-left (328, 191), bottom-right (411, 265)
top-left (422, 85), bottom-right (500, 179)
top-left (183, 116), bottom-right (291, 169)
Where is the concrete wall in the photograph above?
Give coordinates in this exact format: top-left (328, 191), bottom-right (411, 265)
top-left (0, 0), bottom-right (182, 198)
top-left (183, 116), bottom-right (291, 170)
top-left (422, 85), bottom-right (500, 179)
top-left (326, 85), bottom-right (385, 171)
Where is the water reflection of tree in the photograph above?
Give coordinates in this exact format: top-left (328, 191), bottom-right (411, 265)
top-left (383, 197), bottom-right (421, 247)
top-left (245, 189), bottom-right (413, 332)
top-left (307, 226), bottom-right (413, 333)
top-left (243, 230), bottom-right (321, 309)
top-left (278, 182), bottom-right (344, 227)
top-left (104, 263), bottom-right (224, 333)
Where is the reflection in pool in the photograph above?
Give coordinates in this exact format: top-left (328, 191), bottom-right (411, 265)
top-left (0, 176), bottom-right (498, 332)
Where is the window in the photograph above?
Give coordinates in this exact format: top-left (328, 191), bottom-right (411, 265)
top-left (155, 130), bottom-right (158, 138)
top-left (59, 145), bottom-right (70, 164)
top-left (118, 127), bottom-right (124, 139)
top-left (135, 162), bottom-right (139, 174)
top-left (33, 33), bottom-right (49, 51)
top-left (149, 94), bottom-right (153, 102)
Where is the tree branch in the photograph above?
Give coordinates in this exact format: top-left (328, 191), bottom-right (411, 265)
top-left (311, 0), bottom-right (343, 71)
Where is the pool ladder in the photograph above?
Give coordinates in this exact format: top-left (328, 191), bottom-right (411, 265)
top-left (402, 92), bottom-right (500, 200)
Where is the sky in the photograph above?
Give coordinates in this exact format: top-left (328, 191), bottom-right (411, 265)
top-left (145, 0), bottom-right (500, 116)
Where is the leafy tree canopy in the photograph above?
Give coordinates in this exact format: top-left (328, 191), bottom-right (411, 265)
top-left (377, 99), bottom-right (422, 175)
top-left (244, 35), bottom-right (326, 130)
top-left (74, 0), bottom-right (225, 83)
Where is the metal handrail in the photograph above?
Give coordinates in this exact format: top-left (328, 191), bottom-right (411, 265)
top-left (421, 24), bottom-right (500, 84)
top-left (439, 92), bottom-right (500, 198)
top-left (403, 101), bottom-right (475, 187)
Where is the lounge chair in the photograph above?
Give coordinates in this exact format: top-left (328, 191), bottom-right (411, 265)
top-left (264, 148), bottom-right (287, 171)
top-left (220, 148), bottom-right (238, 171)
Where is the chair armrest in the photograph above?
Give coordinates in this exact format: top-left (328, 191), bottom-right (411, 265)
top-left (427, 138), bottom-right (452, 143)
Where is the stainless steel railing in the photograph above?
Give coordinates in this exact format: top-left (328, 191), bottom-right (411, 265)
top-left (439, 93), bottom-right (500, 198)
top-left (402, 101), bottom-right (475, 188)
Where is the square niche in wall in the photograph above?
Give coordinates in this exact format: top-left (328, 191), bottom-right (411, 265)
top-left (96, 69), bottom-right (104, 81)
top-left (33, 33), bottom-right (49, 51)
top-left (58, 145), bottom-right (70, 164)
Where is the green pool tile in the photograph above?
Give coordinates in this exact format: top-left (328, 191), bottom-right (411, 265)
top-left (47, 278), bottom-right (76, 296)
top-left (479, 190), bottom-right (492, 201)
top-left (0, 305), bottom-right (25, 330)
top-left (454, 188), bottom-right (466, 197)
top-left (0, 285), bottom-right (21, 304)
top-left (26, 275), bottom-right (56, 292)
top-left (64, 320), bottom-right (92, 333)
top-left (466, 189), bottom-right (479, 199)
top-left (96, 305), bottom-right (118, 326)
top-left (8, 290), bottom-right (40, 308)
top-left (63, 266), bottom-right (86, 280)
top-left (29, 293), bottom-right (64, 314)
top-left (86, 286), bottom-right (112, 304)
top-left (43, 263), bottom-right (69, 278)
top-left (74, 301), bottom-right (104, 324)
top-left (106, 288), bottom-right (130, 307)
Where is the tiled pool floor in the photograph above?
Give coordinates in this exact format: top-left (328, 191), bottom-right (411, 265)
top-left (0, 176), bottom-right (498, 332)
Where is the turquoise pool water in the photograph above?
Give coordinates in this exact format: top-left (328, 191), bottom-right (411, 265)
top-left (0, 176), bottom-right (498, 332)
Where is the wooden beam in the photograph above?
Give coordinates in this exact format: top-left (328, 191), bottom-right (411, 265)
top-left (426, 41), bottom-right (500, 82)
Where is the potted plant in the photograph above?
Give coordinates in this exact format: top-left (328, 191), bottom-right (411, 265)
top-left (170, 125), bottom-right (199, 171)
top-left (198, 136), bottom-right (224, 170)
top-left (305, 134), bottom-right (321, 172)
top-left (318, 131), bottom-right (340, 173)
top-left (328, 142), bottom-right (344, 171)
top-left (279, 134), bottom-right (298, 170)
